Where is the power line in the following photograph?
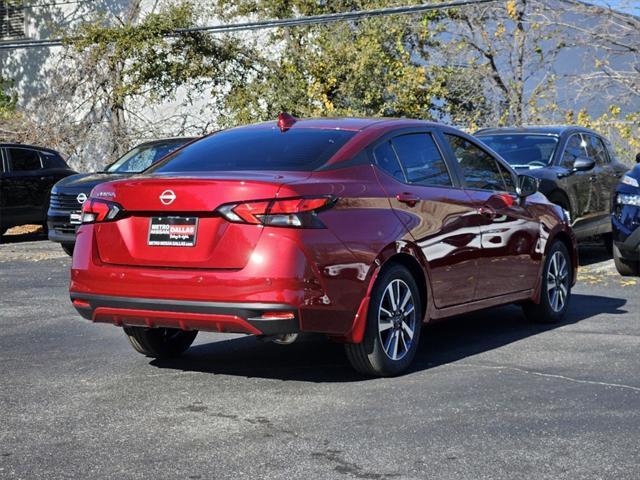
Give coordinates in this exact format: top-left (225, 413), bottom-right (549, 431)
top-left (0, 0), bottom-right (499, 51)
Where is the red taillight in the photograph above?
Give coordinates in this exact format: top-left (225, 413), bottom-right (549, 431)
top-left (217, 196), bottom-right (335, 228)
top-left (81, 199), bottom-right (122, 224)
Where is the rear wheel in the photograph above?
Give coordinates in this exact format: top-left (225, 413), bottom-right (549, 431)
top-left (61, 243), bottom-right (74, 256)
top-left (613, 244), bottom-right (640, 276)
top-left (124, 327), bottom-right (198, 358)
top-left (345, 264), bottom-right (422, 377)
top-left (523, 241), bottom-right (572, 323)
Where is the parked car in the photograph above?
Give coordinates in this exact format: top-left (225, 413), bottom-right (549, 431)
top-left (475, 126), bottom-right (627, 250)
top-left (69, 115), bottom-right (576, 377)
top-left (611, 153), bottom-right (640, 276)
top-left (0, 143), bottom-right (76, 237)
top-left (48, 137), bottom-right (195, 255)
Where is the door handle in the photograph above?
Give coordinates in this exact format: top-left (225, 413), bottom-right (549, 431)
top-left (477, 206), bottom-right (497, 220)
top-left (396, 192), bottom-right (420, 207)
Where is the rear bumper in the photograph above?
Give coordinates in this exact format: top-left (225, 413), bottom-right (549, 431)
top-left (69, 224), bottom-right (368, 336)
top-left (71, 293), bottom-right (299, 335)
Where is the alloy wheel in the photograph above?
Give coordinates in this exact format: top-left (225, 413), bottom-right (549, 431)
top-left (547, 251), bottom-right (569, 313)
top-left (378, 279), bottom-right (417, 361)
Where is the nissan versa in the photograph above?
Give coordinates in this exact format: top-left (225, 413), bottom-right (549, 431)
top-left (69, 116), bottom-right (577, 376)
top-left (48, 137), bottom-right (194, 255)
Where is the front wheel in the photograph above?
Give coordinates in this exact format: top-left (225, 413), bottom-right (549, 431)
top-left (523, 241), bottom-right (572, 323)
top-left (613, 244), bottom-right (640, 277)
top-left (345, 264), bottom-right (422, 377)
top-left (124, 327), bottom-right (198, 358)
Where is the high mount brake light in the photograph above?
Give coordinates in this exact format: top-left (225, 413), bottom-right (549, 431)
top-left (81, 198), bottom-right (122, 224)
top-left (217, 197), bottom-right (335, 228)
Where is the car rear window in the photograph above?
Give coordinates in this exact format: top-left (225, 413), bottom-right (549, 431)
top-left (148, 128), bottom-right (356, 173)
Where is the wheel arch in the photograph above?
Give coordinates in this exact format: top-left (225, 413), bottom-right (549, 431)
top-left (546, 188), bottom-right (573, 218)
top-left (380, 252), bottom-right (428, 323)
top-left (340, 242), bottom-right (431, 344)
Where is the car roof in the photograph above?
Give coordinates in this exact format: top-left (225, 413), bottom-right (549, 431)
top-left (0, 143), bottom-right (63, 155)
top-left (475, 125), bottom-right (603, 137)
top-left (235, 117), bottom-right (442, 132)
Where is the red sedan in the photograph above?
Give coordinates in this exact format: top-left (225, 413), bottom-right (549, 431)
top-left (69, 115), bottom-right (577, 376)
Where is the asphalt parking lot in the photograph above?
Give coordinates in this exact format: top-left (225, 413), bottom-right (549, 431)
top-left (1, 237), bottom-right (639, 480)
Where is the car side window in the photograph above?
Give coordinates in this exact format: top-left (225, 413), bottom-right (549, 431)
top-left (373, 141), bottom-right (405, 182)
top-left (8, 148), bottom-right (42, 172)
top-left (444, 134), bottom-right (508, 191)
top-left (390, 133), bottom-right (452, 187)
top-left (561, 134), bottom-right (588, 167)
top-left (586, 135), bottom-right (610, 165)
top-left (41, 152), bottom-right (67, 169)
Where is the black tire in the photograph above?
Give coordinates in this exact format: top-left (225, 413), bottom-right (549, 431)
top-left (613, 244), bottom-right (640, 277)
top-left (602, 232), bottom-right (613, 256)
top-left (345, 264), bottom-right (422, 377)
top-left (61, 243), bottom-right (75, 256)
top-left (523, 241), bottom-right (572, 324)
top-left (123, 327), bottom-right (198, 358)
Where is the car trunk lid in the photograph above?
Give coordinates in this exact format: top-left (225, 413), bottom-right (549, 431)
top-left (90, 172), bottom-right (310, 269)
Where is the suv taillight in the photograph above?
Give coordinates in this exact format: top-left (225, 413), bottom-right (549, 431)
top-left (217, 196), bottom-right (335, 228)
top-left (81, 199), bottom-right (123, 224)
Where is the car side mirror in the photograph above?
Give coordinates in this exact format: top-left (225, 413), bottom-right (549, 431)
top-left (572, 156), bottom-right (595, 172)
top-left (635, 152), bottom-right (640, 164)
top-left (516, 175), bottom-right (539, 198)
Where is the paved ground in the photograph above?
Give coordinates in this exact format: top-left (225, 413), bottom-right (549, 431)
top-left (1, 239), bottom-right (638, 480)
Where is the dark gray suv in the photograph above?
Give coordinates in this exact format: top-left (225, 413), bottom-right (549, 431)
top-left (476, 126), bottom-right (628, 248)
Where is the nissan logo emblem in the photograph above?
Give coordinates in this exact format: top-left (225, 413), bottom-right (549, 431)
top-left (76, 193), bottom-right (87, 204)
top-left (159, 190), bottom-right (176, 205)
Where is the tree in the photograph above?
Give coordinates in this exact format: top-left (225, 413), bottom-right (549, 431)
top-left (444, 0), bottom-right (567, 126)
top-left (558, 0), bottom-right (639, 108)
top-left (0, 76), bottom-right (17, 120)
top-left (60, 0), bottom-right (249, 156)
top-left (213, 0), bottom-right (489, 127)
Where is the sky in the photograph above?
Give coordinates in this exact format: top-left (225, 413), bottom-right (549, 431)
top-left (585, 0), bottom-right (640, 15)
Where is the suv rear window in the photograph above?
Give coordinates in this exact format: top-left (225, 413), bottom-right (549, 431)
top-left (149, 128), bottom-right (355, 173)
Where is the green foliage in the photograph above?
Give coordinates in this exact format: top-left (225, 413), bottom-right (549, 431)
top-left (0, 76), bottom-right (17, 120)
top-left (64, 2), bottom-right (243, 105)
top-left (214, 0), bottom-right (487, 127)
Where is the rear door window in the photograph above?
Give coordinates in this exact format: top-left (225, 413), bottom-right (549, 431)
top-left (561, 134), bottom-right (588, 167)
top-left (8, 148), bottom-right (42, 172)
top-left (390, 133), bottom-right (452, 187)
top-left (41, 152), bottom-right (68, 169)
top-left (149, 129), bottom-right (355, 173)
top-left (585, 135), bottom-right (610, 165)
top-left (444, 134), bottom-right (509, 191)
top-left (373, 141), bottom-right (405, 182)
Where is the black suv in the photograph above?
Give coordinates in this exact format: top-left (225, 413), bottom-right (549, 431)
top-left (476, 126), bottom-right (628, 246)
top-left (48, 137), bottom-right (194, 255)
top-left (1, 144), bottom-right (76, 237)
top-left (611, 154), bottom-right (640, 276)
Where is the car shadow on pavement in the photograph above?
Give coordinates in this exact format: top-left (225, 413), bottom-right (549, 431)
top-left (578, 243), bottom-right (612, 266)
top-left (149, 293), bottom-right (627, 382)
